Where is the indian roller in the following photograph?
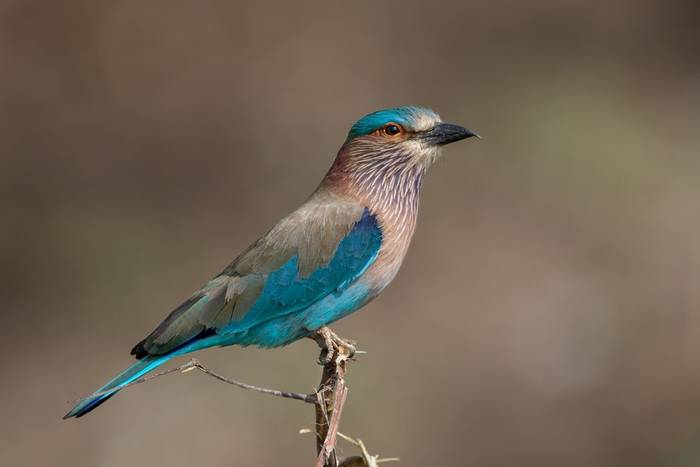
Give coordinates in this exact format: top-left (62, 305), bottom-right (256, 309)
top-left (64, 106), bottom-right (478, 419)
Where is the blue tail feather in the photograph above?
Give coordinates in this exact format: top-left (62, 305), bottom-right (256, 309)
top-left (63, 332), bottom-right (234, 419)
top-left (64, 354), bottom-right (172, 419)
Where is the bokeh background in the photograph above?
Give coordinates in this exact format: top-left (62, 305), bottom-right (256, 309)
top-left (2, 1), bottom-right (700, 466)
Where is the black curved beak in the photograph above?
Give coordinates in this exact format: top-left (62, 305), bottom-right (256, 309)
top-left (421, 123), bottom-right (480, 146)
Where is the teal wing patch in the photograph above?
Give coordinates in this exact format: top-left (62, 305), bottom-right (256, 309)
top-left (230, 208), bottom-right (381, 330)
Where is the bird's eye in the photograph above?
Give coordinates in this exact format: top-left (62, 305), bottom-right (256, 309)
top-left (383, 124), bottom-right (402, 136)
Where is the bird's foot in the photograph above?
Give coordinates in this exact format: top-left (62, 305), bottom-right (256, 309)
top-left (309, 326), bottom-right (357, 365)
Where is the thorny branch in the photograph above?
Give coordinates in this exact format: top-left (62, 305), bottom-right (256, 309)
top-left (68, 326), bottom-right (389, 467)
top-left (314, 348), bottom-right (350, 467)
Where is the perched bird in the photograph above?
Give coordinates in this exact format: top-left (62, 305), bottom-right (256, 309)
top-left (64, 106), bottom-right (478, 419)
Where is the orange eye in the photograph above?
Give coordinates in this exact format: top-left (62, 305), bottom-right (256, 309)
top-left (382, 123), bottom-right (402, 136)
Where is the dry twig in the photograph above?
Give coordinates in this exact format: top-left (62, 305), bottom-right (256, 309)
top-left (70, 357), bottom-right (316, 404)
top-left (309, 326), bottom-right (358, 467)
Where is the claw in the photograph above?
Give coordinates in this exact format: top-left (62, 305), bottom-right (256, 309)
top-left (308, 326), bottom-right (358, 364)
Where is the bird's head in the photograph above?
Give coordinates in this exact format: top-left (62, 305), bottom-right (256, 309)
top-left (333, 106), bottom-right (478, 176)
top-left (323, 106), bottom-right (478, 202)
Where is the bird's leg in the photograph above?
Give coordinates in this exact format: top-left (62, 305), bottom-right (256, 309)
top-left (309, 326), bottom-right (356, 365)
top-left (309, 327), bottom-right (335, 365)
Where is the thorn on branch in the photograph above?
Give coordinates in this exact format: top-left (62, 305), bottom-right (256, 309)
top-left (301, 430), bottom-right (400, 467)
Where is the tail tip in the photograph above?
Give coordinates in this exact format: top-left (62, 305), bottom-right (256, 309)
top-left (63, 392), bottom-right (115, 420)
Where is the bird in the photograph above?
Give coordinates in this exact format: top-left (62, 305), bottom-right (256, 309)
top-left (64, 106), bottom-right (478, 419)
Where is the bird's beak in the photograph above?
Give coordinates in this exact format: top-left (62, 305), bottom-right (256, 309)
top-left (421, 123), bottom-right (480, 146)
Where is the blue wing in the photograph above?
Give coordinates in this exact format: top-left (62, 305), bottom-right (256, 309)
top-left (132, 207), bottom-right (382, 356)
top-left (232, 208), bottom-right (381, 330)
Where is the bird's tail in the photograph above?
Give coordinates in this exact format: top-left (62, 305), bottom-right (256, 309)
top-left (63, 354), bottom-right (172, 419)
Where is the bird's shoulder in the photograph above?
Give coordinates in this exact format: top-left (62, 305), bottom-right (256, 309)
top-left (224, 190), bottom-right (374, 278)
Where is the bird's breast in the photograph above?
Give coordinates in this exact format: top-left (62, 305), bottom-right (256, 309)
top-left (325, 163), bottom-right (424, 294)
top-left (360, 203), bottom-right (418, 293)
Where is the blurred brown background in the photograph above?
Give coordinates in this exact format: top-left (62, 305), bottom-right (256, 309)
top-left (2, 1), bottom-right (700, 466)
